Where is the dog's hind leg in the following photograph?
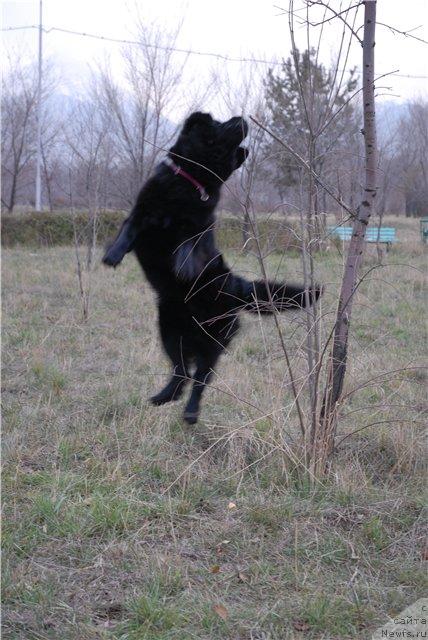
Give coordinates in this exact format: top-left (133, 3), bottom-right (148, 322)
top-left (150, 362), bottom-right (190, 405)
top-left (183, 352), bottom-right (220, 425)
top-left (150, 303), bottom-right (191, 406)
top-left (150, 342), bottom-right (190, 406)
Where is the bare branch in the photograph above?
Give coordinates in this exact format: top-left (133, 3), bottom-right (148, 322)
top-left (249, 115), bottom-right (357, 219)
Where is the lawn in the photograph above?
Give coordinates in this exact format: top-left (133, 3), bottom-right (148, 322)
top-left (2, 215), bottom-right (426, 639)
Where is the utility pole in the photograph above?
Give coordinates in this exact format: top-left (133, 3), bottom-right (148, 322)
top-left (35, 0), bottom-right (43, 211)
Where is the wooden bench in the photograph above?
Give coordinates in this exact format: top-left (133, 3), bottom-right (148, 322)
top-left (328, 226), bottom-right (397, 251)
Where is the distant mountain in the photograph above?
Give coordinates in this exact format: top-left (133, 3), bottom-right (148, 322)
top-left (46, 90), bottom-right (178, 141)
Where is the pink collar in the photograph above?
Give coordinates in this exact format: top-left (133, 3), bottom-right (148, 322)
top-left (164, 157), bottom-right (209, 201)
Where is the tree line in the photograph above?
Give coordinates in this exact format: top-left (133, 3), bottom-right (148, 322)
top-left (2, 28), bottom-right (427, 217)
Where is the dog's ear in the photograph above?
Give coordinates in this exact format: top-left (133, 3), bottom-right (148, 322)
top-left (182, 112), bottom-right (213, 134)
top-left (236, 147), bottom-right (249, 168)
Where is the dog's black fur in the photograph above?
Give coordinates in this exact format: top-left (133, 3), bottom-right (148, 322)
top-left (103, 112), bottom-right (321, 424)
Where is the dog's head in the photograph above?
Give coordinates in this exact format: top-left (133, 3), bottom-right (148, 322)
top-left (169, 112), bottom-right (249, 186)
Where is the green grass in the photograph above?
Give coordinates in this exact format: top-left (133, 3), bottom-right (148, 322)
top-left (2, 215), bottom-right (427, 639)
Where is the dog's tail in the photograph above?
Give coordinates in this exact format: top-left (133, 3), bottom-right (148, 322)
top-left (228, 276), bottom-right (322, 314)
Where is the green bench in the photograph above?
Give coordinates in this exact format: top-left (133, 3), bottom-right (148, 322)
top-left (328, 226), bottom-right (397, 250)
top-left (420, 217), bottom-right (428, 244)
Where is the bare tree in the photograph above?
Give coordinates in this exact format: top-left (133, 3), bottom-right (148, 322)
top-left (1, 53), bottom-right (58, 212)
top-left (247, 0), bottom-right (384, 478)
top-left (66, 97), bottom-right (112, 320)
top-left (66, 97), bottom-right (111, 211)
top-left (40, 118), bottom-right (65, 212)
top-left (92, 21), bottom-right (197, 208)
top-left (313, 0), bottom-right (378, 474)
top-left (398, 100), bottom-right (428, 217)
top-left (1, 54), bottom-right (38, 211)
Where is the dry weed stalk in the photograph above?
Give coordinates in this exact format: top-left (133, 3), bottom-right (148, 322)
top-left (68, 171), bottom-right (100, 321)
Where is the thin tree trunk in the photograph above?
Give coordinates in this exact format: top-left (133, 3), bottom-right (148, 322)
top-left (312, 0), bottom-right (378, 475)
top-left (8, 170), bottom-right (18, 212)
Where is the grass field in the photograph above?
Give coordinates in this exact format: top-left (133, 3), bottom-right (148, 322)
top-left (2, 216), bottom-right (427, 639)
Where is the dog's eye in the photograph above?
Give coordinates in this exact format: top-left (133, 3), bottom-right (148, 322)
top-left (206, 139), bottom-right (215, 146)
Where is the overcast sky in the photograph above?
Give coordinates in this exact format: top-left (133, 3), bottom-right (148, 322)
top-left (3, 0), bottom-right (428, 114)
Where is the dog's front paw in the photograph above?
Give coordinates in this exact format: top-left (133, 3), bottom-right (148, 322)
top-left (102, 247), bottom-right (124, 268)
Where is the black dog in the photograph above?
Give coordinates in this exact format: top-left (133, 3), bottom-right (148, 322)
top-left (103, 112), bottom-right (320, 423)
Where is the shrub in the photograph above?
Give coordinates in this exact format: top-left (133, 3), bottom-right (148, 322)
top-left (1, 210), bottom-right (126, 248)
top-left (1, 210), bottom-right (301, 253)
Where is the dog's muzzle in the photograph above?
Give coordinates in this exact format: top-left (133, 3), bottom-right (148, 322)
top-left (222, 117), bottom-right (249, 146)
